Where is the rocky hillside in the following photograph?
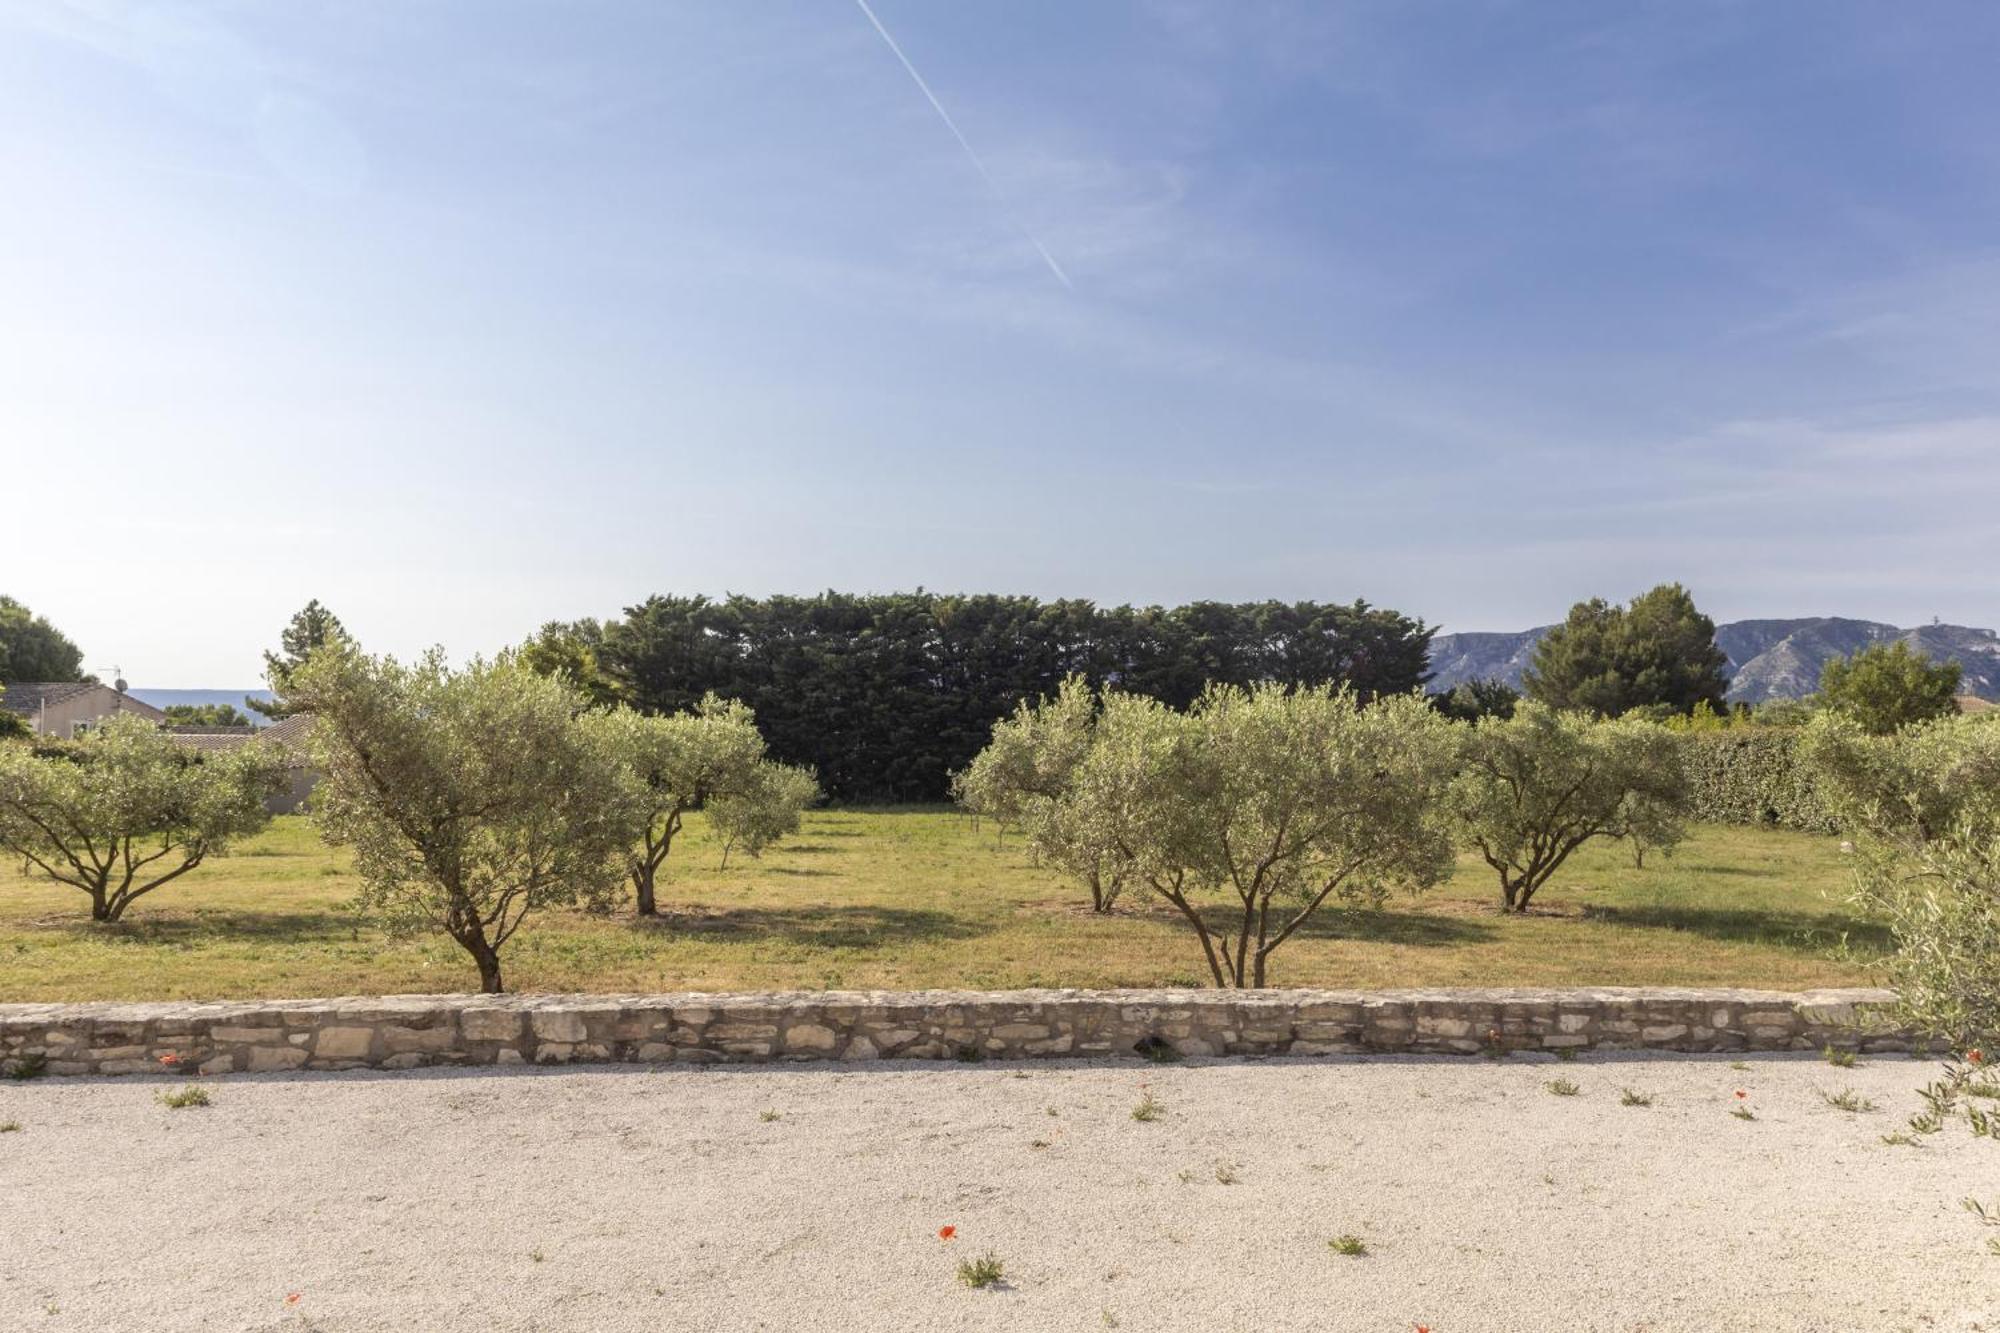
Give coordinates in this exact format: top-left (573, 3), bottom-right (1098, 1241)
top-left (1428, 617), bottom-right (2000, 703)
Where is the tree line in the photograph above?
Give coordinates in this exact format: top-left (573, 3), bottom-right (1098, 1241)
top-left (524, 592), bottom-right (1436, 801)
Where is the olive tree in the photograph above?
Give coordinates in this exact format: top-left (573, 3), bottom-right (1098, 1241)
top-left (1802, 712), bottom-right (2000, 855)
top-left (289, 643), bottom-right (630, 993)
top-left (1062, 683), bottom-right (1458, 988)
top-left (591, 696), bottom-right (781, 915)
top-left (0, 715), bottom-right (286, 921)
top-left (712, 761), bottom-right (821, 868)
top-left (953, 676), bottom-right (1130, 911)
top-left (1447, 702), bottom-right (1689, 912)
top-left (1803, 713), bottom-right (2000, 1047)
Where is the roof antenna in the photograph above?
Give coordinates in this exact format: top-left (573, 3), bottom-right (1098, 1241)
top-left (112, 665), bottom-right (127, 694)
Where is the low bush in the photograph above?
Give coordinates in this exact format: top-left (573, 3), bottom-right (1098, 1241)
top-left (1678, 729), bottom-right (1837, 833)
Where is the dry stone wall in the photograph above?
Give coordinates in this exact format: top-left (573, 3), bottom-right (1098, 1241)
top-left (0, 987), bottom-right (1909, 1078)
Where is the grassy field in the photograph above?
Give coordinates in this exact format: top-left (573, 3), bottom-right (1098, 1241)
top-left (0, 810), bottom-right (1885, 1001)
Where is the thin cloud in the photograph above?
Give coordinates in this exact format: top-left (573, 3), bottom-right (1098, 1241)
top-left (851, 0), bottom-right (1072, 289)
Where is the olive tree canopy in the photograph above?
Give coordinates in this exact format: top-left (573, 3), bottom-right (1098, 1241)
top-left (1043, 683), bottom-right (1458, 987)
top-left (590, 696), bottom-right (803, 915)
top-left (1447, 702), bottom-right (1689, 912)
top-left (0, 715), bottom-right (286, 921)
top-left (290, 643), bottom-right (630, 993)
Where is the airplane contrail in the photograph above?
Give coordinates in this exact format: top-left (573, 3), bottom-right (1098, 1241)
top-left (851, 0), bottom-right (1073, 290)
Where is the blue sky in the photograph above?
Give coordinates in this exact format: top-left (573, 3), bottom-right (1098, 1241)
top-left (4, 2), bottom-right (1999, 684)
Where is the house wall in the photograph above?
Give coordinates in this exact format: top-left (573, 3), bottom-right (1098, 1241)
top-left (25, 688), bottom-right (166, 737)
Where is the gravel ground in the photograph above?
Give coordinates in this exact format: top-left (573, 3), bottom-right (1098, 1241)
top-left (1, 1053), bottom-right (1994, 1332)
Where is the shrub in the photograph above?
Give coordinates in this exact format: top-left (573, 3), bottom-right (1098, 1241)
top-left (1678, 728), bottom-right (1837, 833)
top-left (1448, 703), bottom-right (1689, 912)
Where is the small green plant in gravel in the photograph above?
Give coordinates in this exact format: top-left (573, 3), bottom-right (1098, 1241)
top-left (1731, 1105), bottom-right (1757, 1121)
top-left (529, 1248), bottom-right (546, 1263)
top-left (1879, 1131), bottom-right (1923, 1147)
top-left (156, 1084), bottom-right (211, 1109)
top-left (1213, 1162), bottom-right (1239, 1185)
top-left (1552, 1045), bottom-right (1578, 1062)
top-left (1546, 1078), bottom-right (1580, 1097)
top-left (956, 1252), bottom-right (1005, 1289)
top-left (1131, 1091), bottom-right (1164, 1122)
top-left (1328, 1235), bottom-right (1368, 1257)
top-left (1964, 1198), bottom-right (1998, 1227)
top-left (1620, 1088), bottom-right (1653, 1107)
top-left (1822, 1088), bottom-right (1877, 1114)
top-left (1823, 1045), bottom-right (1858, 1068)
top-left (1730, 1061), bottom-right (1751, 1072)
top-left (759, 1109), bottom-right (781, 1122)
top-left (0, 1120), bottom-right (19, 1133)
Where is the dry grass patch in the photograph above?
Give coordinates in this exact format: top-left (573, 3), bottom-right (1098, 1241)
top-left (0, 810), bottom-right (1879, 1000)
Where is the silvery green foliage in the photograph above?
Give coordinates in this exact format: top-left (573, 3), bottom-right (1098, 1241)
top-left (710, 761), bottom-right (821, 868)
top-left (1448, 702), bottom-right (1690, 911)
top-left (1804, 712), bottom-right (2000, 1045)
top-left (290, 643), bottom-right (631, 993)
top-left (588, 695), bottom-right (790, 913)
top-left (0, 715), bottom-right (287, 921)
top-left (1853, 833), bottom-right (2000, 1047)
top-left (1802, 711), bottom-right (2000, 856)
top-left (1047, 683), bottom-right (1457, 987)
top-left (952, 676), bottom-right (1128, 911)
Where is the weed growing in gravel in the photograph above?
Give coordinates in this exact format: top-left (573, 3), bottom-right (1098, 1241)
top-left (1879, 1131), bottom-right (1923, 1147)
top-left (1135, 1036), bottom-right (1181, 1063)
top-left (1553, 1046), bottom-right (1578, 1062)
top-left (1964, 1198), bottom-right (1998, 1227)
top-left (1213, 1162), bottom-right (1239, 1185)
top-left (956, 1252), bottom-right (1005, 1288)
top-left (529, 1249), bottom-right (546, 1263)
top-left (1986, 1237), bottom-right (2000, 1258)
top-left (1131, 1091), bottom-right (1165, 1122)
top-left (1823, 1045), bottom-right (1858, 1068)
top-left (1328, 1235), bottom-right (1368, 1257)
top-left (1545, 1078), bottom-right (1580, 1097)
top-left (1822, 1088), bottom-right (1877, 1113)
top-left (1908, 1060), bottom-right (2000, 1140)
top-left (1030, 1139), bottom-right (1050, 1149)
top-left (156, 1084), bottom-right (211, 1109)
top-left (759, 1109), bottom-right (781, 1122)
top-left (3, 1053), bottom-right (47, 1081)
top-left (1731, 1106), bottom-right (1757, 1121)
top-left (1730, 1061), bottom-right (1751, 1072)
top-left (1620, 1088), bottom-right (1653, 1107)
top-left (0, 1120), bottom-right (19, 1133)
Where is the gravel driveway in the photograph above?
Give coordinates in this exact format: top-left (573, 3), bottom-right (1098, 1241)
top-left (1, 1054), bottom-right (1993, 1332)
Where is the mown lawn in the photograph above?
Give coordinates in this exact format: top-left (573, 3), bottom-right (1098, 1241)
top-left (0, 810), bottom-right (1884, 1001)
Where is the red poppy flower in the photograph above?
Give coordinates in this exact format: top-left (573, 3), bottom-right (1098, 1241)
top-left (938, 1226), bottom-right (956, 1241)
top-left (1734, 1090), bottom-right (1747, 1099)
top-left (158, 1053), bottom-right (180, 1066)
top-left (1968, 1048), bottom-right (1985, 1066)
top-left (1414, 1325), bottom-right (1431, 1333)
top-left (285, 1294), bottom-right (301, 1305)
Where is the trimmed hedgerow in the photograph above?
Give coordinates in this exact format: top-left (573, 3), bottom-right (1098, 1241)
top-left (1678, 729), bottom-right (1838, 833)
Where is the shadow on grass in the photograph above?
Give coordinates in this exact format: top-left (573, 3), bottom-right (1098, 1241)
top-left (29, 910), bottom-right (361, 947)
top-left (1579, 904), bottom-right (1892, 957)
top-left (653, 904), bottom-right (984, 951)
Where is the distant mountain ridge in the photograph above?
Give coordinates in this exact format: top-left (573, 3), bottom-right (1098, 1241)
top-left (1427, 618), bottom-right (2000, 703)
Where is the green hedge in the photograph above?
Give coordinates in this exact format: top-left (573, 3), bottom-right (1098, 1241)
top-left (1678, 729), bottom-right (1838, 833)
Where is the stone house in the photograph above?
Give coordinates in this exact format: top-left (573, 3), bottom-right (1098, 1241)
top-left (161, 713), bottom-right (320, 815)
